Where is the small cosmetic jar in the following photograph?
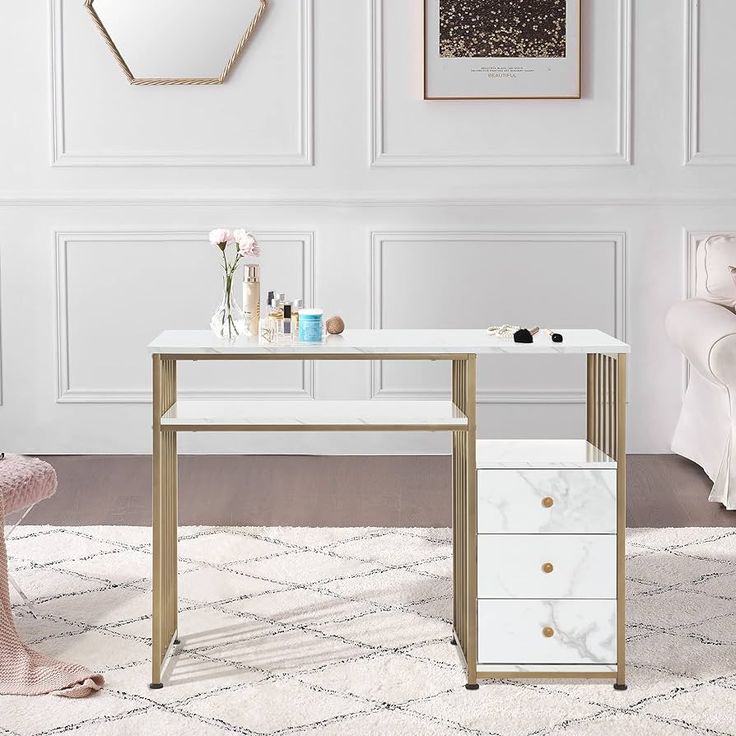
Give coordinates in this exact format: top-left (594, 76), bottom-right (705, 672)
top-left (298, 309), bottom-right (324, 342)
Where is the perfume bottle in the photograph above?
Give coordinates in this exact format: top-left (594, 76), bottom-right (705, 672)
top-left (283, 302), bottom-right (293, 341)
top-left (243, 264), bottom-right (260, 337)
top-left (292, 298), bottom-right (303, 334)
top-left (259, 290), bottom-right (278, 342)
top-left (269, 295), bottom-right (284, 339)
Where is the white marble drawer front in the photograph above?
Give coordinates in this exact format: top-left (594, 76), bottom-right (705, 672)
top-left (477, 469), bottom-right (616, 534)
top-left (477, 599), bottom-right (617, 665)
top-left (477, 534), bottom-right (616, 599)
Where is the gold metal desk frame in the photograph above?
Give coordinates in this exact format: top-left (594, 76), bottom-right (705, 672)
top-left (150, 351), bottom-right (476, 688)
top-left (456, 353), bottom-right (627, 691)
top-left (150, 350), bottom-right (626, 691)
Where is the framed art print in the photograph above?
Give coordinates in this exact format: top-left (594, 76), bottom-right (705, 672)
top-left (424, 0), bottom-right (581, 100)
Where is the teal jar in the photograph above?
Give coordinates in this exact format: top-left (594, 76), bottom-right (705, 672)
top-left (298, 309), bottom-right (324, 342)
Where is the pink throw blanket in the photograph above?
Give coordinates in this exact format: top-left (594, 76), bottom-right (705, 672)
top-left (1, 469), bottom-right (104, 697)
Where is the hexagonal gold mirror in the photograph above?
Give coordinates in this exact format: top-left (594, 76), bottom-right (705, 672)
top-left (85, 0), bottom-right (268, 85)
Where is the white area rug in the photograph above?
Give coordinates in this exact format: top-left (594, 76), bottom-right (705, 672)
top-left (4, 526), bottom-right (736, 736)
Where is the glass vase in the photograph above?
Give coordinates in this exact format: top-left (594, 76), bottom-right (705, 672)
top-left (210, 273), bottom-right (245, 340)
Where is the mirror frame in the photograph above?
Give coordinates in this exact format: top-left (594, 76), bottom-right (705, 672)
top-left (84, 0), bottom-right (268, 85)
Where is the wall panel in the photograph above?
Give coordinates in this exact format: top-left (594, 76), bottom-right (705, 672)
top-left (55, 231), bottom-right (315, 402)
top-left (685, 0), bottom-right (736, 165)
top-left (370, 231), bottom-right (625, 402)
top-left (0, 0), bottom-right (734, 453)
top-left (49, 0), bottom-right (313, 166)
top-left (370, 0), bottom-right (631, 166)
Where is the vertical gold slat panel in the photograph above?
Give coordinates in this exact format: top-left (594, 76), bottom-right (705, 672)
top-left (164, 361), bottom-right (170, 652)
top-left (452, 360), bottom-right (458, 644)
top-left (599, 354), bottom-right (605, 450)
top-left (600, 355), bottom-right (606, 455)
top-left (609, 356), bottom-right (616, 459)
top-left (164, 362), bottom-right (170, 658)
top-left (458, 360), bottom-right (465, 650)
top-left (612, 358), bottom-right (618, 460)
top-left (602, 355), bottom-right (608, 458)
top-left (152, 356), bottom-right (179, 686)
top-left (171, 380), bottom-right (178, 639)
top-left (615, 354), bottom-right (627, 688)
top-left (586, 354), bottom-right (594, 445)
top-left (464, 354), bottom-right (477, 686)
top-left (451, 359), bottom-right (459, 642)
top-left (168, 359), bottom-right (178, 646)
top-left (462, 359), bottom-right (467, 655)
top-left (151, 355), bottom-right (163, 682)
top-left (592, 354), bottom-right (600, 450)
top-left (167, 431), bottom-right (171, 658)
top-left (603, 356), bottom-right (609, 457)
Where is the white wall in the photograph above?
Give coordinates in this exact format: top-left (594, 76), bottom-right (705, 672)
top-left (0, 0), bottom-right (733, 455)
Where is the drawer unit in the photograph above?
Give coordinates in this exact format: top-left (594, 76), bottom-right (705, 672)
top-left (477, 468), bottom-right (616, 534)
top-left (477, 534), bottom-right (616, 599)
top-left (466, 439), bottom-right (624, 687)
top-left (477, 599), bottom-right (617, 665)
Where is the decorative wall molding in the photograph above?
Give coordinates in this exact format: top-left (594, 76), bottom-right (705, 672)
top-left (369, 0), bottom-right (632, 167)
top-left (54, 230), bottom-right (316, 403)
top-left (683, 227), bottom-right (736, 298)
top-left (683, 229), bottom-right (704, 300)
top-left (8, 193), bottom-right (736, 208)
top-left (48, 0), bottom-right (314, 167)
top-left (370, 230), bottom-right (627, 403)
top-left (680, 228), bottom-right (736, 394)
top-left (684, 0), bottom-right (736, 166)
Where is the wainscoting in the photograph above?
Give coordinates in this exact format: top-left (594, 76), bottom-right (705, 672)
top-left (3, 0), bottom-right (736, 462)
top-left (22, 454), bottom-right (729, 528)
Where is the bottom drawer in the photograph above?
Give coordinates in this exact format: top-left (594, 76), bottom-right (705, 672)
top-left (478, 599), bottom-right (616, 665)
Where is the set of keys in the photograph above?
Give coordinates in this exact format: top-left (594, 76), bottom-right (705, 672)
top-left (513, 326), bottom-right (563, 343)
top-left (487, 325), bottom-right (564, 343)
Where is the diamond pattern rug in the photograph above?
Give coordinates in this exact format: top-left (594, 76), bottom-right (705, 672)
top-left (4, 526), bottom-right (736, 736)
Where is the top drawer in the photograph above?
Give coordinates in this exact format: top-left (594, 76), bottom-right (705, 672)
top-left (477, 469), bottom-right (616, 534)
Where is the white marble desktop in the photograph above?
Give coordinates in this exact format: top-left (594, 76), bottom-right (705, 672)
top-left (148, 329), bottom-right (629, 356)
top-left (476, 440), bottom-right (616, 469)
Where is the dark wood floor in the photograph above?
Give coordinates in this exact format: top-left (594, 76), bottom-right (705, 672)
top-left (17, 454), bottom-right (732, 528)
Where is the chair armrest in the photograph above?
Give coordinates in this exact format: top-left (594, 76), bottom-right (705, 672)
top-left (666, 299), bottom-right (736, 386)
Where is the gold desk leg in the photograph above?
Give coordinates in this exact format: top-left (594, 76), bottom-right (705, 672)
top-left (452, 355), bottom-right (477, 689)
top-left (587, 353), bottom-right (627, 691)
top-left (615, 354), bottom-right (627, 690)
top-left (151, 355), bottom-right (178, 689)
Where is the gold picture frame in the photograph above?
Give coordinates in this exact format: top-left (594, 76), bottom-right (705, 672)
top-left (84, 0), bottom-right (268, 86)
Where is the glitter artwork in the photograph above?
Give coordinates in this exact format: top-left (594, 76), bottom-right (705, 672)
top-left (439, 0), bottom-right (567, 59)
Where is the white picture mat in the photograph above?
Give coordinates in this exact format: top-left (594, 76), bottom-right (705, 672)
top-left (424, 0), bottom-right (580, 99)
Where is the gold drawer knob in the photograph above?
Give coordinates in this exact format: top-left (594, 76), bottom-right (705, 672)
top-left (542, 496), bottom-right (554, 508)
top-left (542, 562), bottom-right (554, 574)
top-left (542, 627), bottom-right (555, 638)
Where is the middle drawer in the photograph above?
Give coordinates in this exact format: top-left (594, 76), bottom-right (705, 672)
top-left (478, 534), bottom-right (616, 599)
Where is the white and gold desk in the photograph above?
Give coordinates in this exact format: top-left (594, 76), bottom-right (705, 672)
top-left (147, 329), bottom-right (629, 690)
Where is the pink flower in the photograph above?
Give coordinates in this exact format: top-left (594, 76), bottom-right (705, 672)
top-left (234, 229), bottom-right (260, 258)
top-left (209, 228), bottom-right (233, 249)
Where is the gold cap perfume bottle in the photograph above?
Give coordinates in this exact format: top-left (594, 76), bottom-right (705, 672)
top-left (243, 264), bottom-right (260, 337)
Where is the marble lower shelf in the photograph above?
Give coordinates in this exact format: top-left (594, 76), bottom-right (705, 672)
top-left (160, 399), bottom-right (468, 431)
